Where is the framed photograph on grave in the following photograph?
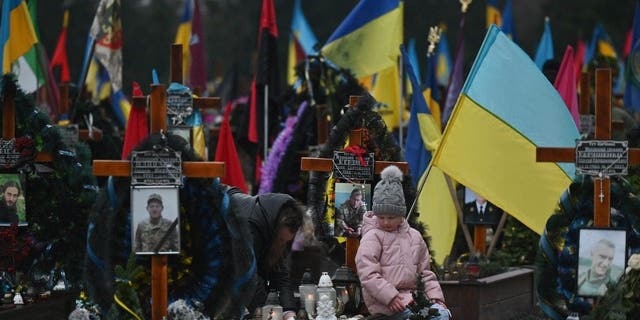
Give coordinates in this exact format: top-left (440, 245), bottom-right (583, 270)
top-left (169, 125), bottom-right (192, 149)
top-left (131, 186), bottom-right (180, 255)
top-left (334, 182), bottom-right (371, 237)
top-left (576, 228), bottom-right (627, 297)
top-left (0, 173), bottom-right (26, 226)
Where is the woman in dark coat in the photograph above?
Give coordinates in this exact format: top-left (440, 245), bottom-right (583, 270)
top-left (226, 186), bottom-right (308, 319)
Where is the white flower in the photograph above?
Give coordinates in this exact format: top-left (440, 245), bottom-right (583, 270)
top-left (628, 254), bottom-right (640, 271)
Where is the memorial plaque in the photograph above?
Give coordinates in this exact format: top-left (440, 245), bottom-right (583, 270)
top-left (55, 124), bottom-right (79, 149)
top-left (166, 91), bottom-right (193, 125)
top-left (579, 114), bottom-right (595, 136)
top-left (131, 150), bottom-right (183, 186)
top-left (332, 151), bottom-right (375, 181)
top-left (0, 139), bottom-right (20, 168)
top-left (576, 140), bottom-right (628, 176)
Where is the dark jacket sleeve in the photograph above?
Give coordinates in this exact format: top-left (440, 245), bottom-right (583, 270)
top-left (270, 262), bottom-right (297, 312)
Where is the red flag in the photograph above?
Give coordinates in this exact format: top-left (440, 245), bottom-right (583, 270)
top-left (50, 10), bottom-right (70, 82)
top-left (189, 0), bottom-right (207, 92)
top-left (574, 39), bottom-right (586, 85)
top-left (624, 27), bottom-right (633, 59)
top-left (121, 82), bottom-right (148, 159)
top-left (215, 102), bottom-right (247, 192)
top-left (248, 0), bottom-right (280, 187)
top-left (554, 46), bottom-right (580, 130)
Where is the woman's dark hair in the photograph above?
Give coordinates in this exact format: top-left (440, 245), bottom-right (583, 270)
top-left (277, 201), bottom-right (304, 232)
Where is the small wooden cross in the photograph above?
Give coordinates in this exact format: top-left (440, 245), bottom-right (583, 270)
top-left (92, 81), bottom-right (225, 320)
top-left (301, 96), bottom-right (409, 271)
top-left (57, 82), bottom-right (104, 141)
top-left (537, 69), bottom-right (640, 228)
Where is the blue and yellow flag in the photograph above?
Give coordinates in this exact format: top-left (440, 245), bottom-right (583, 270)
top-left (486, 0), bottom-right (502, 29)
top-left (322, 0), bottom-right (402, 79)
top-left (433, 25), bottom-right (580, 234)
top-left (175, 0), bottom-right (192, 81)
top-left (402, 45), bottom-right (455, 264)
top-left (1, 0), bottom-right (38, 74)
top-left (586, 24), bottom-right (618, 63)
top-left (534, 18), bottom-right (554, 70)
top-left (423, 49), bottom-right (441, 131)
top-left (287, 0), bottom-right (317, 85)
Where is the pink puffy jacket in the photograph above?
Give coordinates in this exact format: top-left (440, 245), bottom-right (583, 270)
top-left (355, 212), bottom-right (444, 316)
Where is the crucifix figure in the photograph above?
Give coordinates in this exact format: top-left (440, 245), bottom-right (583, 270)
top-left (93, 80), bottom-right (225, 320)
top-left (301, 95), bottom-right (409, 271)
top-left (537, 68), bottom-right (640, 228)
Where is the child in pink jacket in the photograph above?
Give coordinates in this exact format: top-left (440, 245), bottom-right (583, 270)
top-left (355, 166), bottom-right (450, 319)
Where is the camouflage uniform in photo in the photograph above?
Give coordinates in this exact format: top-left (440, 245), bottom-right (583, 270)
top-left (135, 218), bottom-right (179, 252)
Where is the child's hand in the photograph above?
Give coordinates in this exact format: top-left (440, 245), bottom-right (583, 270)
top-left (388, 295), bottom-right (405, 313)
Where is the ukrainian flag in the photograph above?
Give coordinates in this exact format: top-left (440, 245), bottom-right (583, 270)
top-left (586, 24), bottom-right (618, 63)
top-left (175, 0), bottom-right (193, 81)
top-left (287, 0), bottom-right (317, 84)
top-left (433, 26), bottom-right (580, 234)
top-left (402, 46), bottom-right (455, 264)
top-left (486, 0), bottom-right (502, 29)
top-left (322, 0), bottom-right (402, 79)
top-left (1, 0), bottom-right (38, 74)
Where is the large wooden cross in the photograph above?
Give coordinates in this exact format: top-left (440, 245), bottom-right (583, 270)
top-left (301, 96), bottom-right (409, 271)
top-left (537, 68), bottom-right (640, 228)
top-left (93, 81), bottom-right (225, 319)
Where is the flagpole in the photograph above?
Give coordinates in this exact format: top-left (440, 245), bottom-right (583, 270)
top-left (72, 36), bottom-right (96, 122)
top-left (263, 83), bottom-right (269, 161)
top-left (398, 54), bottom-right (404, 152)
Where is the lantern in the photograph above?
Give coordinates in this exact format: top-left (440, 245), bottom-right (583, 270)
top-left (261, 290), bottom-right (283, 320)
top-left (331, 266), bottom-right (362, 316)
top-left (315, 272), bottom-right (337, 320)
top-left (298, 269), bottom-right (317, 317)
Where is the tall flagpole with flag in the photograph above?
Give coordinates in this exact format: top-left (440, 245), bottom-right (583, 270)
top-left (249, 0), bottom-right (280, 185)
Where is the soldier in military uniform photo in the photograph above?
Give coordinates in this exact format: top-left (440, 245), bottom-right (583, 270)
top-left (134, 193), bottom-right (180, 254)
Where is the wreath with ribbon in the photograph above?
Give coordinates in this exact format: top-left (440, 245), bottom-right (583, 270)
top-left (305, 94), bottom-right (422, 240)
top-left (535, 175), bottom-right (640, 319)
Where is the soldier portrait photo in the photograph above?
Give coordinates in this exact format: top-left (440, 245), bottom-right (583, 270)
top-left (132, 187), bottom-right (180, 255)
top-left (577, 228), bottom-right (626, 296)
top-left (0, 174), bottom-right (27, 226)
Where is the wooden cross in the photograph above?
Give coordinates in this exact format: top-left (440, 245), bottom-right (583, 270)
top-left (57, 82), bottom-right (104, 141)
top-left (2, 84), bottom-right (52, 162)
top-left (301, 96), bottom-right (409, 271)
top-left (537, 68), bottom-right (640, 228)
top-left (92, 82), bottom-right (225, 320)
top-left (578, 72), bottom-right (623, 136)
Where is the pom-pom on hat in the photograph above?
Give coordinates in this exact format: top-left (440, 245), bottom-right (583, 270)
top-left (372, 165), bottom-right (406, 217)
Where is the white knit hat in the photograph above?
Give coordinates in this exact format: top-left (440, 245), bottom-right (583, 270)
top-left (372, 165), bottom-right (405, 216)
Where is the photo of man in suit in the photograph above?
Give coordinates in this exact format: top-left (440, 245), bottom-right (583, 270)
top-left (463, 195), bottom-right (503, 226)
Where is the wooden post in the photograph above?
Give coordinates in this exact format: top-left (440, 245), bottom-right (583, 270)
top-left (170, 44), bottom-right (183, 84)
top-left (593, 70), bottom-right (611, 227)
top-left (59, 83), bottom-right (70, 119)
top-left (151, 256), bottom-right (168, 320)
top-left (3, 84), bottom-right (15, 140)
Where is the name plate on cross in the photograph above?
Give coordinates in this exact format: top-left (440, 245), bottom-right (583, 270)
top-left (167, 87), bottom-right (193, 125)
top-left (0, 139), bottom-right (20, 168)
top-left (332, 151), bottom-right (374, 181)
top-left (576, 140), bottom-right (628, 176)
top-left (131, 150), bottom-right (183, 186)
